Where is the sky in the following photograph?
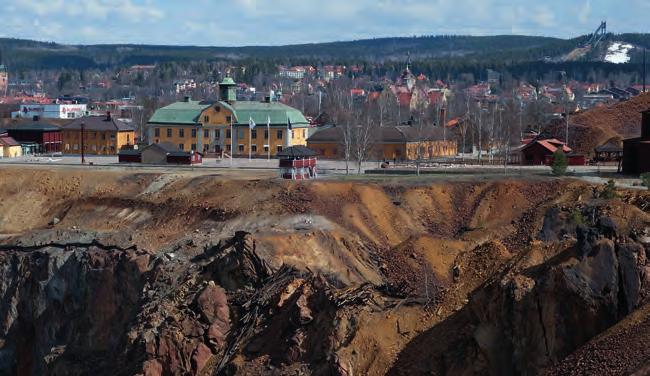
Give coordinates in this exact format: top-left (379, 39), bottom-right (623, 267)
top-left (1, 0), bottom-right (649, 46)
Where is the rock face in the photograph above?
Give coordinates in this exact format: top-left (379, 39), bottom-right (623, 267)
top-left (0, 230), bottom-right (376, 376)
top-left (0, 244), bottom-right (147, 376)
top-left (0, 231), bottom-right (236, 376)
top-left (389, 213), bottom-right (649, 376)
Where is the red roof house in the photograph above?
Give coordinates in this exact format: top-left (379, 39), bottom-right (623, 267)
top-left (520, 138), bottom-right (572, 166)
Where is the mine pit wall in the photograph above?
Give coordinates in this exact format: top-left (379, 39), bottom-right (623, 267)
top-left (0, 246), bottom-right (149, 376)
top-left (388, 203), bottom-right (650, 376)
top-left (0, 167), bottom-right (649, 375)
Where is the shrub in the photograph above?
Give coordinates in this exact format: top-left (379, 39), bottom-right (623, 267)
top-left (551, 150), bottom-right (568, 176)
top-left (642, 173), bottom-right (650, 190)
top-left (570, 209), bottom-right (585, 225)
top-left (602, 179), bottom-right (618, 199)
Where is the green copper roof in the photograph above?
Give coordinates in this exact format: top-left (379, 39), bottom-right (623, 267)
top-left (147, 99), bottom-right (309, 128)
top-left (148, 100), bottom-right (211, 125)
top-left (220, 76), bottom-right (237, 86)
top-left (227, 101), bottom-right (309, 128)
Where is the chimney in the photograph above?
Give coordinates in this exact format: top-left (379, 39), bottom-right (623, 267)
top-left (106, 111), bottom-right (112, 121)
top-left (184, 96), bottom-right (191, 102)
top-left (642, 110), bottom-right (650, 140)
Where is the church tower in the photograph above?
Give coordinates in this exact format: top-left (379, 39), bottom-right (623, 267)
top-left (0, 50), bottom-right (7, 97)
top-left (400, 52), bottom-right (416, 92)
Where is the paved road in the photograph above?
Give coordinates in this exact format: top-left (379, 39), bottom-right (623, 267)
top-left (0, 155), bottom-right (641, 189)
top-left (0, 155), bottom-right (380, 175)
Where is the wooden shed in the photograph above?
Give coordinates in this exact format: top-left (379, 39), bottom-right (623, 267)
top-left (277, 146), bottom-right (318, 180)
top-left (594, 139), bottom-right (623, 162)
top-left (141, 143), bottom-right (202, 165)
top-left (118, 147), bottom-right (142, 163)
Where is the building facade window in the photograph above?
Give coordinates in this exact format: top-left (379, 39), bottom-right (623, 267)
top-left (226, 129), bottom-right (231, 138)
top-left (204, 130), bottom-right (209, 138)
top-left (276, 145), bottom-right (283, 153)
top-left (251, 145), bottom-right (257, 152)
top-left (179, 129), bottom-right (185, 138)
top-left (277, 130), bottom-right (283, 139)
top-left (263, 145), bottom-right (269, 152)
top-left (191, 129), bottom-right (197, 138)
top-left (204, 115), bottom-right (209, 123)
top-left (191, 143), bottom-right (196, 151)
top-left (155, 128), bottom-right (160, 137)
top-left (215, 130), bottom-right (220, 139)
top-left (238, 129), bottom-right (244, 139)
top-left (166, 128), bottom-right (172, 137)
top-left (226, 115), bottom-right (232, 123)
top-left (264, 130), bottom-right (269, 139)
top-left (179, 144), bottom-right (184, 150)
top-left (251, 130), bottom-right (257, 139)
top-left (238, 144), bottom-right (244, 152)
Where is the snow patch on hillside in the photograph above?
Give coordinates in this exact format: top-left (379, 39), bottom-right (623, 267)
top-left (605, 42), bottom-right (634, 64)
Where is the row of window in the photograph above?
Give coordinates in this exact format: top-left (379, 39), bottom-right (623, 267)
top-left (233, 145), bottom-right (283, 153)
top-left (178, 144), bottom-right (284, 153)
top-left (64, 132), bottom-right (118, 140)
top-left (64, 144), bottom-right (116, 152)
top-left (202, 114), bottom-right (233, 123)
top-left (154, 128), bottom-right (306, 140)
top-left (154, 128), bottom-right (201, 138)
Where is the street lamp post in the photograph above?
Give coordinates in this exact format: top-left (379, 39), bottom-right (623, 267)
top-left (80, 122), bottom-right (86, 164)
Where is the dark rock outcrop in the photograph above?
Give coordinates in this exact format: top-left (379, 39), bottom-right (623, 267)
top-left (389, 216), bottom-right (649, 376)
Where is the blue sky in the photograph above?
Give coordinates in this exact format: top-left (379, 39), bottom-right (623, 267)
top-left (1, 0), bottom-right (649, 46)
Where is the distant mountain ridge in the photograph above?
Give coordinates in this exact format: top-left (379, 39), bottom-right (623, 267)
top-left (0, 33), bottom-right (649, 70)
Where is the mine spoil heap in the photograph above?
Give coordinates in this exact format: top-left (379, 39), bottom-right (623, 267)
top-left (0, 167), bottom-right (648, 376)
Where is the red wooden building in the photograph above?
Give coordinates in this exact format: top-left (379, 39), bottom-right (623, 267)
top-left (277, 146), bottom-right (318, 180)
top-left (0, 117), bottom-right (62, 153)
top-left (519, 138), bottom-right (584, 166)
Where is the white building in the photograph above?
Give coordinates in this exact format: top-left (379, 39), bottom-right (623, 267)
top-left (12, 103), bottom-right (87, 119)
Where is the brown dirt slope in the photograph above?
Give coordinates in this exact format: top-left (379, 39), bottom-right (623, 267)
top-left (0, 167), bottom-right (649, 376)
top-left (549, 92), bottom-right (650, 155)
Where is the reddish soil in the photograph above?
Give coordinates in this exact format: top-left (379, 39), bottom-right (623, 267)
top-left (549, 92), bottom-right (650, 155)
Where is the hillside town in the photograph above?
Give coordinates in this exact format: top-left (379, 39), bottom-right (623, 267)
top-left (1, 53), bottom-right (649, 177)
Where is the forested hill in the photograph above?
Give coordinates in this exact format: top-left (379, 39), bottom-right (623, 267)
top-left (1, 33), bottom-right (649, 70)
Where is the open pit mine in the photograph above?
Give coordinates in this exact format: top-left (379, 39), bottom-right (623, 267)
top-left (0, 167), bottom-right (649, 376)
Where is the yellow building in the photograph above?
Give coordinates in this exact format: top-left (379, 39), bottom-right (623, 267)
top-left (307, 125), bottom-right (457, 161)
top-left (61, 114), bottom-right (135, 155)
top-left (147, 76), bottom-right (311, 157)
top-left (0, 133), bottom-right (22, 158)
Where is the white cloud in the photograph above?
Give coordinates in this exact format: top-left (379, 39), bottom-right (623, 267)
top-left (531, 5), bottom-right (556, 28)
top-left (1, 0), bottom-right (648, 45)
top-left (578, 0), bottom-right (592, 24)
